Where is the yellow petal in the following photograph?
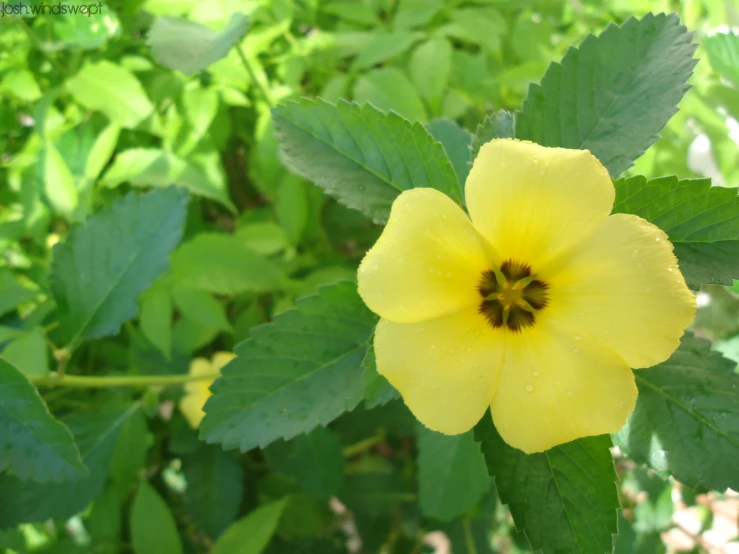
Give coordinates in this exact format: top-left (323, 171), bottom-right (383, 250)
top-left (491, 319), bottom-right (637, 453)
top-left (543, 214), bottom-right (696, 369)
top-left (180, 388), bottom-right (210, 429)
top-left (374, 308), bottom-right (505, 434)
top-left (466, 139), bottom-right (614, 271)
top-left (358, 188), bottom-right (490, 324)
top-left (212, 351), bottom-right (236, 371)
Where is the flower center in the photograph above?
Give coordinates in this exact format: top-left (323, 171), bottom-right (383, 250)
top-left (477, 260), bottom-right (549, 332)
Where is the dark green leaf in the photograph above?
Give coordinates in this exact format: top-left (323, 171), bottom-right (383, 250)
top-left (470, 110), bottom-right (514, 164)
top-left (614, 333), bottom-right (739, 491)
top-left (211, 499), bottom-right (288, 554)
top-left (516, 13), bottom-right (696, 177)
top-left (426, 118), bottom-right (473, 189)
top-left (148, 13), bottom-right (249, 75)
top-left (417, 426), bottom-right (489, 521)
top-left (703, 32), bottom-right (739, 87)
top-left (272, 99), bottom-right (460, 224)
top-left (264, 427), bottom-right (345, 499)
top-left (201, 282), bottom-right (377, 451)
top-left (183, 445), bottom-right (244, 539)
top-left (0, 357), bottom-right (84, 483)
top-left (50, 187), bottom-right (187, 349)
top-left (474, 416), bottom-right (619, 554)
top-left (0, 404), bottom-right (137, 527)
top-left (339, 473), bottom-right (415, 516)
top-left (130, 480), bottom-right (183, 554)
top-left (613, 175), bottom-right (739, 288)
top-left (109, 409), bottom-right (152, 488)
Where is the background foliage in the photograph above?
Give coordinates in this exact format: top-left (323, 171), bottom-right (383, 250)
top-left (2, 0), bottom-right (739, 553)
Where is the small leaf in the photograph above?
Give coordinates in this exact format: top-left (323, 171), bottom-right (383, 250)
top-left (613, 175), bottom-right (739, 288)
top-left (50, 187), bottom-right (187, 349)
top-left (211, 498), bottom-right (288, 554)
top-left (470, 110), bottom-right (514, 164)
top-left (2, 329), bottom-right (49, 378)
top-left (351, 31), bottom-right (421, 71)
top-left (84, 123), bottom-right (121, 181)
top-left (426, 118), bottom-right (473, 189)
top-left (474, 417), bottom-right (619, 554)
top-left (171, 284), bottom-right (232, 332)
top-left (264, 427), bottom-right (345, 499)
top-left (201, 282), bottom-right (377, 451)
top-left (0, 357), bottom-right (85, 483)
top-left (354, 67), bottom-right (428, 123)
top-left (66, 61), bottom-right (154, 128)
top-left (615, 333), bottom-right (739, 492)
top-left (139, 284), bottom-right (173, 359)
top-left (148, 13), bottom-right (249, 75)
top-left (417, 425), bottom-right (489, 521)
top-left (703, 31), bottom-right (739, 87)
top-left (130, 480), bottom-right (183, 554)
top-left (273, 99), bottom-right (460, 224)
top-left (42, 138), bottom-right (79, 219)
top-left (516, 13), bottom-right (697, 177)
top-left (184, 445), bottom-right (244, 539)
top-left (170, 233), bottom-right (285, 296)
top-left (409, 37), bottom-right (452, 104)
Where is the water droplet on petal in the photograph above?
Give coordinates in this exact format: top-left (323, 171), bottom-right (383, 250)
top-left (574, 335), bottom-right (581, 341)
top-left (567, 389), bottom-right (573, 396)
top-left (633, 248), bottom-right (640, 254)
top-left (525, 384), bottom-right (534, 393)
top-left (533, 370), bottom-right (540, 377)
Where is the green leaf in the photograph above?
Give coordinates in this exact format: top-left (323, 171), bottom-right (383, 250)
top-left (409, 37), bottom-right (452, 104)
top-left (130, 480), bottom-right (183, 554)
top-left (84, 123), bottom-right (121, 182)
top-left (171, 233), bottom-right (285, 296)
top-left (211, 498), bottom-right (288, 554)
top-left (139, 284), bottom-right (173, 359)
top-left (66, 61), bottom-right (154, 128)
top-left (50, 187), bottom-right (187, 349)
top-left (183, 445), bottom-right (244, 539)
top-left (474, 417), bottom-right (619, 554)
top-left (339, 473), bottom-right (415, 516)
top-left (612, 175), bottom-right (739, 289)
top-left (0, 357), bottom-right (84, 483)
top-left (426, 118), bottom-right (473, 189)
top-left (704, 32), bottom-right (739, 87)
top-left (470, 110), bottom-right (514, 164)
top-left (614, 333), bottom-right (739, 492)
top-left (42, 138), bottom-right (79, 220)
top-left (516, 13), bottom-right (697, 177)
top-left (109, 409), bottom-right (152, 488)
top-left (148, 13), bottom-right (249, 75)
top-left (264, 427), bottom-right (345, 499)
top-left (2, 328), bottom-right (49, 377)
top-left (351, 32), bottom-right (421, 71)
top-left (362, 346), bottom-right (399, 408)
top-left (417, 426), bottom-right (489, 521)
top-left (201, 282), bottom-right (377, 451)
top-left (276, 175), bottom-right (309, 246)
top-left (272, 98), bottom-right (460, 224)
top-left (0, 404), bottom-right (137, 527)
top-left (171, 284), bottom-right (232, 332)
top-left (393, 0), bottom-right (443, 30)
top-left (0, 271), bottom-right (37, 318)
top-left (354, 67), bottom-right (428, 123)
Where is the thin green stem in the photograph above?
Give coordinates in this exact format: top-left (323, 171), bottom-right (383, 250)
top-left (343, 434), bottom-right (384, 458)
top-left (32, 371), bottom-right (220, 389)
top-left (463, 517), bottom-right (479, 554)
top-left (235, 44), bottom-right (273, 106)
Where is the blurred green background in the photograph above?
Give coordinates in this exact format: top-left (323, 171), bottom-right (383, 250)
top-left (1, 0), bottom-right (739, 552)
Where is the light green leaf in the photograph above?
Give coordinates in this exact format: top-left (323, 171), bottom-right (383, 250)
top-left (362, 346), bottom-right (399, 408)
top-left (272, 98), bottom-right (459, 224)
top-left (704, 32), bottom-right (739, 87)
top-left (211, 498), bottom-right (288, 554)
top-left (43, 138), bottom-right (79, 220)
top-left (171, 284), bottom-right (232, 332)
top-left (179, 85), bottom-right (219, 156)
top-left (354, 67), bottom-right (428, 123)
top-left (516, 13), bottom-right (696, 177)
top-left (84, 123), bottom-right (121, 181)
top-left (130, 480), bottom-right (183, 554)
top-left (66, 61), bottom-right (154, 128)
top-left (171, 233), bottom-right (285, 296)
top-left (417, 426), bottom-right (489, 521)
top-left (409, 37), bottom-right (452, 105)
top-left (201, 282), bottom-right (377, 451)
top-left (0, 69), bottom-right (41, 102)
top-left (148, 13), bottom-right (249, 75)
top-left (323, 2), bottom-right (379, 25)
top-left (474, 417), bottom-right (619, 554)
top-left (426, 118), bottom-right (473, 189)
top-left (276, 174), bottom-right (309, 246)
top-left (470, 110), bottom-right (514, 164)
top-left (351, 31), bottom-right (421, 71)
top-left (0, 271), bottom-right (37, 318)
top-left (440, 8), bottom-right (506, 53)
top-left (235, 222), bottom-right (289, 256)
top-left (614, 333), bottom-right (739, 492)
top-left (2, 329), bottom-right (49, 378)
top-left (613, 175), bottom-right (739, 289)
top-left (264, 427), bottom-right (345, 499)
top-left (0, 357), bottom-right (84, 483)
top-left (50, 187), bottom-right (188, 349)
top-left (139, 284), bottom-right (173, 359)
top-left (184, 445), bottom-right (244, 539)
top-left (0, 404), bottom-right (137, 526)
top-left (393, 0), bottom-right (443, 30)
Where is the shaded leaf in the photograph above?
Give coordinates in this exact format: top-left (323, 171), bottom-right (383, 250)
top-left (212, 499), bottom-right (288, 554)
top-left (130, 480), bottom-right (183, 554)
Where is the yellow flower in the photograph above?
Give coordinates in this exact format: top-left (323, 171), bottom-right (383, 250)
top-left (357, 139), bottom-right (696, 454)
top-left (179, 352), bottom-right (234, 429)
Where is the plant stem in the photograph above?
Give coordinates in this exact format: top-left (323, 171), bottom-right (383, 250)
top-left (235, 44), bottom-right (273, 106)
top-left (32, 371), bottom-right (220, 388)
top-left (463, 517), bottom-right (479, 554)
top-left (343, 434), bottom-right (384, 458)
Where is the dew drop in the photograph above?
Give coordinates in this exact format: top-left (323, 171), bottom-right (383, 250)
top-left (525, 384), bottom-right (534, 393)
top-left (632, 249), bottom-right (640, 254)
top-left (655, 237), bottom-right (661, 242)
top-left (449, 348), bottom-right (455, 354)
top-left (574, 335), bottom-right (581, 341)
top-left (566, 389), bottom-right (573, 396)
top-left (556, 380), bottom-right (561, 386)
top-left (533, 370), bottom-right (540, 377)
top-left (668, 267), bottom-right (674, 272)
